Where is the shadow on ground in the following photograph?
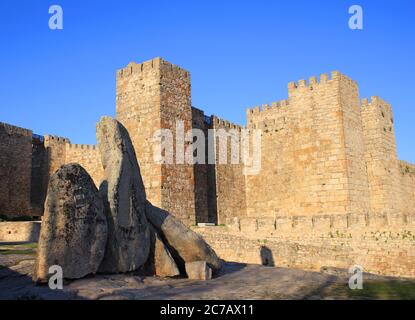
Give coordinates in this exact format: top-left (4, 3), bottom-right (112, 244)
top-left (1, 243), bottom-right (414, 300)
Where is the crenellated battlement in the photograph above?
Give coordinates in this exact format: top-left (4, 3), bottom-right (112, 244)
top-left (247, 71), bottom-right (358, 120)
top-left (211, 115), bottom-right (245, 130)
top-left (288, 71), bottom-right (357, 94)
top-left (0, 122), bottom-right (32, 137)
top-left (44, 135), bottom-right (71, 144)
top-left (117, 58), bottom-right (161, 79)
top-left (66, 143), bottom-right (97, 151)
top-left (400, 160), bottom-right (415, 175)
top-left (361, 96), bottom-right (391, 109)
top-left (159, 59), bottom-right (190, 78)
top-left (361, 96), bottom-right (394, 131)
top-left (117, 57), bottom-right (190, 79)
top-left (247, 99), bottom-right (290, 116)
top-left (226, 212), bottom-right (415, 235)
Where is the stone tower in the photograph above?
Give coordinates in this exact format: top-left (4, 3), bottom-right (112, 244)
top-left (361, 96), bottom-right (401, 214)
top-left (116, 58), bottom-right (196, 226)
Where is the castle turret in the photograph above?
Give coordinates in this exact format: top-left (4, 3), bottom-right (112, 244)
top-left (361, 96), bottom-right (401, 214)
top-left (44, 135), bottom-right (70, 178)
top-left (116, 58), bottom-right (196, 225)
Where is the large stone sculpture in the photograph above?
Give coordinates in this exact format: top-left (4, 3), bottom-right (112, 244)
top-left (96, 116), bottom-right (151, 273)
top-left (33, 164), bottom-right (108, 283)
top-left (145, 202), bottom-right (222, 273)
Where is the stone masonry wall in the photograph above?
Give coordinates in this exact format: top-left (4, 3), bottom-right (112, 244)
top-left (191, 107), bottom-right (210, 223)
top-left (116, 58), bottom-right (196, 226)
top-left (246, 72), bottom-right (370, 217)
top-left (212, 116), bottom-right (247, 224)
top-left (31, 136), bottom-right (48, 216)
top-left (195, 212), bottom-right (415, 278)
top-left (0, 122), bottom-right (33, 218)
top-left (361, 97), bottom-right (401, 214)
top-left (44, 135), bottom-right (69, 180)
top-left (339, 77), bottom-right (371, 214)
top-left (159, 59), bottom-right (196, 226)
top-left (65, 143), bottom-right (104, 187)
top-left (44, 136), bottom-right (103, 188)
top-left (116, 59), bottom-right (163, 209)
top-left (399, 161), bottom-right (415, 215)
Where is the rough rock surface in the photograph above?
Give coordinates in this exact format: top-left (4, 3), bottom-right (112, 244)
top-left (146, 227), bottom-right (180, 278)
top-left (97, 117), bottom-right (150, 273)
top-left (33, 164), bottom-right (108, 282)
top-left (145, 202), bottom-right (222, 273)
top-left (185, 261), bottom-right (212, 280)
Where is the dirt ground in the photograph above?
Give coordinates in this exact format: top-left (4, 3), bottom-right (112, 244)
top-left (1, 243), bottom-right (414, 300)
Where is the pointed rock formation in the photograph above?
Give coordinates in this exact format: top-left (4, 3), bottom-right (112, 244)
top-left (145, 202), bottom-right (223, 274)
top-left (96, 116), bottom-right (150, 273)
top-left (146, 227), bottom-right (180, 278)
top-left (33, 164), bottom-right (108, 283)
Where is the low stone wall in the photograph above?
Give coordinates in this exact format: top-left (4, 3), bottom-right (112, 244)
top-left (193, 214), bottom-right (415, 278)
top-left (0, 222), bottom-right (41, 242)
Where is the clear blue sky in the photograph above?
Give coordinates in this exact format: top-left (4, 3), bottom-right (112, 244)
top-left (0, 0), bottom-right (414, 162)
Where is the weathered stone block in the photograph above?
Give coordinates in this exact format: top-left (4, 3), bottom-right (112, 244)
top-left (146, 226), bottom-right (180, 278)
top-left (97, 117), bottom-right (150, 274)
top-left (33, 164), bottom-right (108, 282)
top-left (145, 202), bottom-right (222, 273)
top-left (185, 261), bottom-right (212, 280)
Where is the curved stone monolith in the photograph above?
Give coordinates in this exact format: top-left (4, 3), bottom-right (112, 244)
top-left (33, 164), bottom-right (108, 283)
top-left (97, 116), bottom-right (150, 273)
top-left (145, 202), bottom-right (222, 273)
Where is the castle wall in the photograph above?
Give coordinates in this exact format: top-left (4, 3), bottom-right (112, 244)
top-left (191, 107), bottom-right (210, 223)
top-left (65, 143), bottom-right (104, 187)
top-left (0, 122), bottom-right (33, 218)
top-left (246, 100), bottom-right (291, 217)
top-left (31, 136), bottom-right (48, 216)
top-left (159, 59), bottom-right (196, 226)
top-left (338, 78), bottom-right (370, 214)
top-left (44, 136), bottom-right (103, 188)
top-left (195, 212), bottom-right (415, 278)
top-left (44, 135), bottom-right (69, 180)
top-left (212, 117), bottom-right (247, 224)
top-left (245, 72), bottom-right (370, 217)
top-left (361, 97), bottom-right (401, 214)
top-left (399, 161), bottom-right (415, 215)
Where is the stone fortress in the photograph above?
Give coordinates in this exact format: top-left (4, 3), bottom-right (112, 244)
top-left (1, 57), bottom-right (414, 277)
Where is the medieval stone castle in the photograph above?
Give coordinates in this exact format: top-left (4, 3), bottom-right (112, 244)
top-left (1, 58), bottom-right (414, 277)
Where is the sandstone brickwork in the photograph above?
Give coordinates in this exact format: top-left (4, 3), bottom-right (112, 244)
top-left (361, 97), bottom-right (401, 214)
top-left (195, 212), bottom-right (415, 278)
top-left (211, 116), bottom-right (247, 224)
top-left (31, 136), bottom-right (48, 216)
top-left (116, 58), bottom-right (196, 226)
top-left (191, 107), bottom-right (210, 224)
top-left (399, 161), bottom-right (415, 215)
top-left (0, 122), bottom-right (33, 218)
top-left (246, 72), bottom-right (370, 218)
top-left (43, 136), bottom-right (104, 188)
